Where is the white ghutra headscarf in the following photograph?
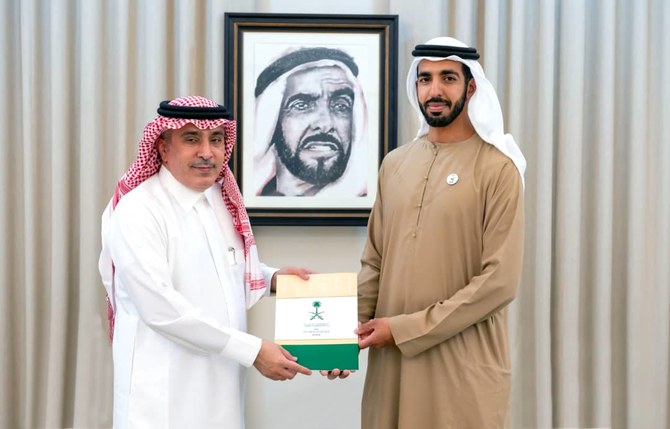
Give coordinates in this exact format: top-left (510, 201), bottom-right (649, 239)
top-left (406, 37), bottom-right (526, 185)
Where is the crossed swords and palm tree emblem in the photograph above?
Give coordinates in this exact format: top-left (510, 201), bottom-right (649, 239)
top-left (310, 301), bottom-right (324, 320)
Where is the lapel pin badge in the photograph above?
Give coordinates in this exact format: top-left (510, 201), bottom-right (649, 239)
top-left (446, 173), bottom-right (459, 185)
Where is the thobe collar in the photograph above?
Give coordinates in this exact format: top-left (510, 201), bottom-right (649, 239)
top-left (158, 166), bottom-right (214, 212)
top-left (423, 133), bottom-right (480, 150)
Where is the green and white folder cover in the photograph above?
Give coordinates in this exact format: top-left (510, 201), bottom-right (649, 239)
top-left (275, 273), bottom-right (359, 370)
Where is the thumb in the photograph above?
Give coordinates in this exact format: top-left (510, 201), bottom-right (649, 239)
top-left (359, 335), bottom-right (372, 350)
top-left (279, 346), bottom-right (298, 361)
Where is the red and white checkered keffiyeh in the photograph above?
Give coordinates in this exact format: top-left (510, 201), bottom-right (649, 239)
top-left (101, 96), bottom-right (266, 341)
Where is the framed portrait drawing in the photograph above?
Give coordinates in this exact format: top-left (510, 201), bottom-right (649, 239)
top-left (224, 13), bottom-right (398, 226)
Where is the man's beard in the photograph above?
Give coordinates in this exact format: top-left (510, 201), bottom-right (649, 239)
top-left (272, 127), bottom-right (352, 187)
top-left (419, 84), bottom-right (468, 128)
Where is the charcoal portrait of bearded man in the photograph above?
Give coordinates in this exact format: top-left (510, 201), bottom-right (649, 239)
top-left (252, 47), bottom-right (369, 198)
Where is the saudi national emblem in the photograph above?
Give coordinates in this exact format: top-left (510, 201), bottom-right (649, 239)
top-left (310, 301), bottom-right (324, 320)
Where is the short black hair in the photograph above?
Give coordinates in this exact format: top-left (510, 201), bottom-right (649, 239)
top-left (462, 63), bottom-right (473, 83)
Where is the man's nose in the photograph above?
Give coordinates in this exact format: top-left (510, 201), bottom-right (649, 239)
top-left (427, 80), bottom-right (444, 98)
top-left (198, 141), bottom-right (214, 159)
top-left (312, 103), bottom-right (335, 133)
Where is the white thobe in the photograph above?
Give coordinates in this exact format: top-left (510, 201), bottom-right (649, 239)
top-left (100, 167), bottom-right (274, 429)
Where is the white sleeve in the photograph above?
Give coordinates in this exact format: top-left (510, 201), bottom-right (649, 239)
top-left (98, 199), bottom-right (115, 306)
top-left (261, 264), bottom-right (278, 297)
top-left (106, 201), bottom-right (262, 367)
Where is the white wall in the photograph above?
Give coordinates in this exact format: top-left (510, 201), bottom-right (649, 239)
top-left (247, 226), bottom-right (369, 428)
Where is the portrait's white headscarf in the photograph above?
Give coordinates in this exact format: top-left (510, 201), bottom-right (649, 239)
top-left (406, 37), bottom-right (526, 185)
top-left (254, 47), bottom-right (368, 197)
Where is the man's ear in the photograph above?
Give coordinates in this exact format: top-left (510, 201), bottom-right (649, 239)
top-left (467, 78), bottom-right (477, 99)
top-left (156, 135), bottom-right (168, 164)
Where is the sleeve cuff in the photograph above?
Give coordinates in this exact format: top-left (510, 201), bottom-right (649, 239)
top-left (221, 331), bottom-right (263, 367)
top-left (261, 265), bottom-right (279, 296)
top-left (388, 314), bottom-right (423, 358)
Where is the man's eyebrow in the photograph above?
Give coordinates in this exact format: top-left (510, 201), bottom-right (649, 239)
top-left (283, 92), bottom-right (318, 107)
top-left (178, 130), bottom-right (201, 137)
top-left (418, 69), bottom-right (461, 77)
top-left (330, 87), bottom-right (355, 100)
top-left (440, 69), bottom-right (461, 77)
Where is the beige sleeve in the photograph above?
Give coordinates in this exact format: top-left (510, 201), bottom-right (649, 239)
top-left (357, 162), bottom-right (387, 324)
top-left (390, 161), bottom-right (525, 358)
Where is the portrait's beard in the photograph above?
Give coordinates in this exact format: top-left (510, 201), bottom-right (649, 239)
top-left (272, 126), bottom-right (352, 187)
top-left (419, 83), bottom-right (468, 128)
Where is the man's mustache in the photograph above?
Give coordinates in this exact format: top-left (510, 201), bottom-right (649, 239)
top-left (423, 97), bottom-right (452, 109)
top-left (191, 161), bottom-right (216, 168)
top-left (299, 133), bottom-right (343, 151)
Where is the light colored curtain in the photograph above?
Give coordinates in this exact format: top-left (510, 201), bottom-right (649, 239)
top-left (1, 0), bottom-right (668, 428)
